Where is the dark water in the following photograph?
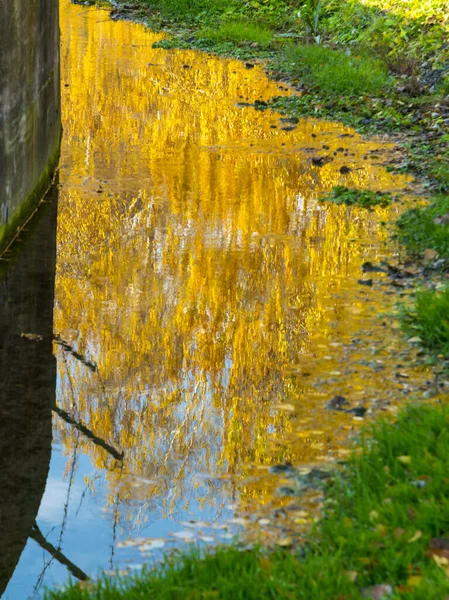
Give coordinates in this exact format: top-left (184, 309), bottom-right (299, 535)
top-left (0, 185), bottom-right (58, 597)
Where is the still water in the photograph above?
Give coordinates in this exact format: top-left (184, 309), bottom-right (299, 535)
top-left (1, 0), bottom-right (434, 597)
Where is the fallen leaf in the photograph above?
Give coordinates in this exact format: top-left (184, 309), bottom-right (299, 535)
top-left (432, 554), bottom-right (449, 569)
top-left (180, 521), bottom-right (210, 529)
top-left (139, 539), bottom-right (166, 552)
top-left (171, 531), bottom-right (196, 541)
top-left (423, 248), bottom-right (438, 262)
top-left (228, 517), bottom-right (248, 526)
top-left (407, 575), bottom-right (422, 587)
top-left (289, 511), bottom-right (309, 519)
top-left (198, 535), bottom-right (215, 542)
top-left (276, 537), bottom-right (293, 548)
top-left (78, 581), bottom-right (97, 592)
top-left (117, 538), bottom-right (144, 548)
top-left (408, 531), bottom-right (422, 543)
top-left (397, 455), bottom-right (412, 465)
top-left (273, 403), bottom-right (296, 412)
top-left (20, 332), bottom-right (43, 341)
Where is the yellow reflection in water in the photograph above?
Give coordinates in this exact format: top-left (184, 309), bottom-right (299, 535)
top-left (55, 0), bottom-right (430, 526)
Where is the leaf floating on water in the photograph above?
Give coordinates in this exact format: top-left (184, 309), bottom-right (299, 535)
top-left (210, 523), bottom-right (228, 530)
top-left (228, 517), bottom-right (248, 526)
top-left (273, 403), bottom-right (296, 412)
top-left (139, 539), bottom-right (166, 552)
top-left (171, 531), bottom-right (196, 541)
top-left (20, 332), bottom-right (43, 341)
top-left (117, 538), bottom-right (145, 548)
top-left (180, 521), bottom-right (210, 529)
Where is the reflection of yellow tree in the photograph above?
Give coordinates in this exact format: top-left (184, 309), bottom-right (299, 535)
top-left (55, 0), bottom-right (414, 521)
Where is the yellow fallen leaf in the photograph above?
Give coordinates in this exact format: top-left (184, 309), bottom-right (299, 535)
top-left (277, 537), bottom-right (293, 548)
top-left (376, 524), bottom-right (388, 535)
top-left (273, 403), bottom-right (296, 412)
top-left (407, 575), bottom-right (422, 587)
top-left (290, 511), bottom-right (309, 519)
top-left (432, 555), bottom-right (449, 568)
top-left (20, 332), bottom-right (43, 341)
top-left (408, 531), bottom-right (422, 543)
top-left (397, 456), bottom-right (412, 465)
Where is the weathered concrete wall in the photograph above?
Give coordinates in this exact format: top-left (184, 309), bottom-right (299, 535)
top-left (0, 0), bottom-right (61, 249)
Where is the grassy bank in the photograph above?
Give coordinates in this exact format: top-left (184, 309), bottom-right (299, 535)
top-left (47, 403), bottom-right (449, 599)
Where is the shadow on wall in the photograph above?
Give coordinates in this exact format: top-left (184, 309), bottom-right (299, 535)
top-left (0, 182), bottom-right (59, 595)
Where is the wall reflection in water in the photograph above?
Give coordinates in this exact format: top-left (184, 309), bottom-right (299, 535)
top-left (0, 185), bottom-right (61, 595)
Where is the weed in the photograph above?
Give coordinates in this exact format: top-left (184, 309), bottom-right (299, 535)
top-left (396, 195), bottom-right (449, 259)
top-left (297, 0), bottom-right (322, 42)
top-left (279, 44), bottom-right (391, 96)
top-left (198, 21), bottom-right (273, 47)
top-left (321, 186), bottom-right (394, 209)
top-left (401, 286), bottom-right (449, 355)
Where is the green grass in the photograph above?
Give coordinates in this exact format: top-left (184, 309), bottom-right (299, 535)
top-left (279, 44), bottom-right (392, 96)
top-left (321, 186), bottom-right (394, 209)
top-left (129, 0), bottom-right (233, 21)
top-left (402, 287), bottom-right (449, 356)
top-left (198, 21), bottom-right (274, 47)
top-left (396, 195), bottom-right (449, 259)
top-left (47, 404), bottom-right (449, 599)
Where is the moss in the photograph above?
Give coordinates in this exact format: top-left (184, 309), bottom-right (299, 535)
top-left (0, 132), bottom-right (61, 255)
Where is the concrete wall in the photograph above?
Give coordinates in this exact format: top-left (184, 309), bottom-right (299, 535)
top-left (0, 0), bottom-right (61, 249)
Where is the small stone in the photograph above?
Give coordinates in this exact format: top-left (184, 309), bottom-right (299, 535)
top-left (361, 584), bottom-right (393, 599)
top-left (358, 278), bottom-right (373, 286)
top-left (326, 395), bottom-right (349, 410)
